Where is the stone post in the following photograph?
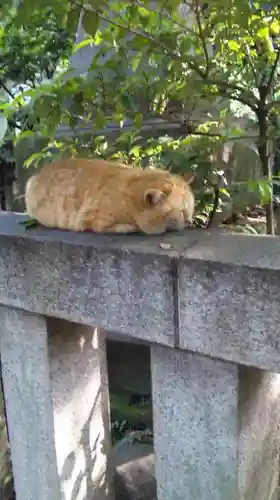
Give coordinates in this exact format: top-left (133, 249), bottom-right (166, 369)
top-left (0, 306), bottom-right (61, 500)
top-left (0, 307), bottom-right (112, 500)
top-left (151, 345), bottom-right (280, 500)
top-left (48, 318), bottom-right (112, 500)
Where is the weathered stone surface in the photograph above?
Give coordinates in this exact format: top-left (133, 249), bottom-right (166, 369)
top-left (0, 308), bottom-right (113, 500)
top-left (179, 232), bottom-right (280, 371)
top-left (182, 230), bottom-right (280, 269)
top-left (48, 319), bottom-right (113, 500)
top-left (0, 212), bottom-right (201, 347)
top-left (0, 306), bottom-right (61, 500)
top-left (2, 212), bottom-right (280, 500)
top-left (239, 366), bottom-right (280, 500)
top-left (151, 345), bottom-right (280, 500)
top-left (3, 213), bottom-right (280, 361)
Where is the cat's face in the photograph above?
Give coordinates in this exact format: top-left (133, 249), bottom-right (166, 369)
top-left (127, 171), bottom-right (195, 235)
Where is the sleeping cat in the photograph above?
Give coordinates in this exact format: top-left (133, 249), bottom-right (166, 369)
top-left (25, 157), bottom-right (195, 235)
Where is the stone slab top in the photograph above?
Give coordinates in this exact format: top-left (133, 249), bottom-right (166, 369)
top-left (0, 212), bottom-right (201, 258)
top-left (1, 212), bottom-right (280, 271)
top-left (2, 212), bottom-right (280, 371)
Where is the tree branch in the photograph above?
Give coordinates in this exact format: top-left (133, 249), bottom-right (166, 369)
top-left (216, 84), bottom-right (258, 110)
top-left (27, 77), bottom-right (37, 89)
top-left (0, 80), bottom-right (14, 100)
top-left (7, 118), bottom-right (22, 130)
top-left (137, 0), bottom-right (199, 38)
top-left (206, 184), bottom-right (220, 228)
top-left (193, 0), bottom-right (210, 74)
top-left (74, 2), bottom-right (209, 78)
top-left (244, 42), bottom-right (259, 87)
top-left (266, 47), bottom-right (280, 95)
top-left (76, 2), bottom-right (258, 110)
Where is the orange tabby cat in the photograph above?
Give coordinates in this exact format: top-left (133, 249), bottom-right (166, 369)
top-left (25, 157), bottom-right (195, 235)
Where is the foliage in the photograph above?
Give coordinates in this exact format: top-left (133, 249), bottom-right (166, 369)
top-left (110, 390), bottom-right (152, 445)
top-left (0, 2), bottom-right (75, 208)
top-left (2, 0), bottom-right (280, 232)
top-left (0, 4), bottom-right (74, 147)
top-left (0, 6), bottom-right (74, 92)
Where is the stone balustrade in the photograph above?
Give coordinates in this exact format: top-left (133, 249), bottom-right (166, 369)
top-left (1, 211), bottom-right (280, 500)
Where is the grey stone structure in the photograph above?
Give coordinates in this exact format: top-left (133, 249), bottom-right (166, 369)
top-left (1, 211), bottom-right (280, 500)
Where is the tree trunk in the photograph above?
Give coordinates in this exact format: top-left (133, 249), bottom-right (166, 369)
top-left (257, 99), bottom-right (274, 235)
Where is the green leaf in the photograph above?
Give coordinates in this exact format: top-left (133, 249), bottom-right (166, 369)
top-left (19, 218), bottom-right (40, 230)
top-left (94, 109), bottom-right (106, 128)
top-left (13, 0), bottom-right (38, 26)
top-left (227, 40), bottom-right (240, 52)
top-left (258, 180), bottom-right (272, 204)
top-left (82, 10), bottom-right (100, 37)
top-left (73, 38), bottom-right (94, 53)
top-left (129, 145), bottom-right (141, 158)
top-left (24, 152), bottom-right (42, 169)
top-left (134, 113), bottom-right (143, 129)
top-left (86, 0), bottom-right (105, 7)
top-left (130, 35), bottom-right (149, 50)
top-left (66, 7), bottom-right (81, 34)
top-left (131, 55), bottom-right (142, 72)
top-left (138, 6), bottom-right (149, 17)
top-left (248, 180), bottom-right (257, 193)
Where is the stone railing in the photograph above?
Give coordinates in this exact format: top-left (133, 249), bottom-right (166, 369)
top-left (1, 211), bottom-right (280, 500)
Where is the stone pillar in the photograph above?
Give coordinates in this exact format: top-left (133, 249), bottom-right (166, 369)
top-left (0, 306), bottom-right (61, 500)
top-left (48, 318), bottom-right (112, 500)
top-left (151, 345), bottom-right (280, 500)
top-left (0, 307), bottom-right (113, 500)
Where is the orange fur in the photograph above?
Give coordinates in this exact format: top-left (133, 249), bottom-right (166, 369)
top-left (25, 158), bottom-right (195, 235)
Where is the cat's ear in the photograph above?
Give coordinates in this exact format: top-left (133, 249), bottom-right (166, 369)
top-left (183, 172), bottom-right (195, 185)
top-left (144, 188), bottom-right (170, 207)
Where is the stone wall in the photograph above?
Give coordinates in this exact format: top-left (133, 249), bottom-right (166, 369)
top-left (2, 212), bottom-right (280, 500)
